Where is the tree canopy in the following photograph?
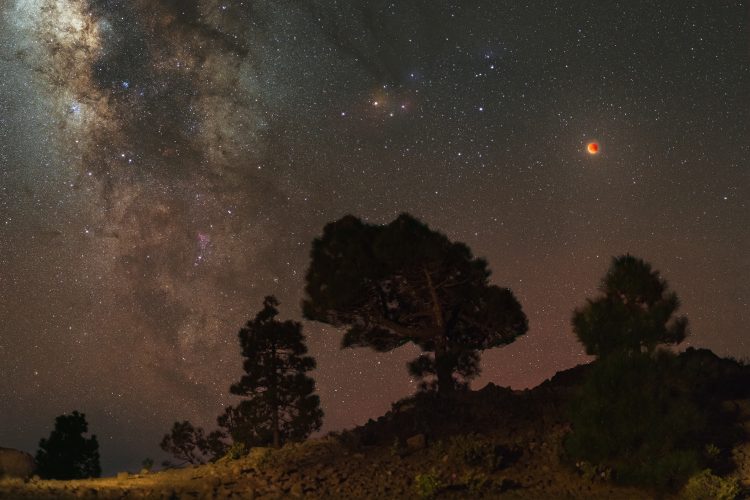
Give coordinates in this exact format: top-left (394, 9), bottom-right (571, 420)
top-left (303, 213), bottom-right (528, 393)
top-left (221, 296), bottom-right (323, 448)
top-left (35, 411), bottom-right (101, 480)
top-left (159, 420), bottom-right (226, 466)
top-left (572, 254), bottom-right (688, 357)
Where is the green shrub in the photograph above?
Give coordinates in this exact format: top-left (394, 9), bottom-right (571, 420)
top-left (414, 470), bottom-right (444, 498)
top-left (225, 442), bottom-right (247, 460)
top-left (254, 447), bottom-right (278, 469)
top-left (683, 470), bottom-right (741, 500)
top-left (445, 434), bottom-right (513, 472)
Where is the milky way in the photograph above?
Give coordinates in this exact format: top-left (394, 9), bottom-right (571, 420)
top-left (1, 1), bottom-right (748, 472)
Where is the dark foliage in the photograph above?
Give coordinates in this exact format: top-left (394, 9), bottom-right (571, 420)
top-left (159, 421), bottom-right (227, 466)
top-left (220, 296), bottom-right (323, 448)
top-left (35, 411), bottom-right (101, 479)
top-left (565, 352), bottom-right (707, 489)
top-left (565, 257), bottom-right (740, 490)
top-left (303, 213), bottom-right (527, 394)
top-left (572, 255), bottom-right (688, 357)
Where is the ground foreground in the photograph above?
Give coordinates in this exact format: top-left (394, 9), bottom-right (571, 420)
top-left (3, 351), bottom-right (750, 499)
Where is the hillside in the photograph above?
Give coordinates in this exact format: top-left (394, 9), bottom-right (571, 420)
top-left (2, 348), bottom-right (750, 499)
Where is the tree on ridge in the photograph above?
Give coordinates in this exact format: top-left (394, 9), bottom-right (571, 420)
top-left (36, 411), bottom-right (101, 479)
top-left (220, 296), bottom-right (323, 448)
top-left (303, 213), bottom-right (528, 394)
top-left (572, 254), bottom-right (688, 358)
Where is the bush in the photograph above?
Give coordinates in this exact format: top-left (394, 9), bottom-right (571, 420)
top-left (414, 470), bottom-right (444, 498)
top-left (444, 434), bottom-right (520, 472)
top-left (225, 442), bottom-right (247, 460)
top-left (683, 470), bottom-right (741, 500)
top-left (460, 470), bottom-right (491, 494)
top-left (36, 411), bottom-right (101, 479)
top-left (565, 352), bottom-right (707, 490)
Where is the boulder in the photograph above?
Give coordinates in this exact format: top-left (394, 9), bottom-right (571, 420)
top-left (0, 447), bottom-right (35, 479)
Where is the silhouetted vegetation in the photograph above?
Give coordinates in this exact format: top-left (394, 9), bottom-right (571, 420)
top-left (35, 411), bottom-right (101, 479)
top-left (219, 296), bottom-right (323, 448)
top-left (572, 254), bottom-right (688, 357)
top-left (303, 213), bottom-right (527, 394)
top-left (565, 351), bottom-right (707, 488)
top-left (564, 256), bottom-right (738, 490)
top-left (159, 421), bottom-right (226, 466)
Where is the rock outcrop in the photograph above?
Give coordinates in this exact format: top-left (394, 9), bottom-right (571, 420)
top-left (0, 448), bottom-right (35, 479)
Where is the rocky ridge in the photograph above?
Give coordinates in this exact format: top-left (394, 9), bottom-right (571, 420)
top-left (3, 349), bottom-right (750, 499)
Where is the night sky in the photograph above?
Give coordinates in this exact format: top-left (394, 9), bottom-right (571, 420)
top-left (1, 0), bottom-right (747, 473)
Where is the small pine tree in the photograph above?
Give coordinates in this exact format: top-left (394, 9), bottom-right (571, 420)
top-left (572, 254), bottom-right (688, 357)
top-left (35, 411), bottom-right (101, 479)
top-left (221, 296), bottom-right (323, 448)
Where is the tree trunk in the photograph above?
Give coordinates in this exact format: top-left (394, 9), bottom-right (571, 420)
top-left (434, 340), bottom-right (454, 395)
top-left (270, 342), bottom-right (280, 449)
top-left (424, 266), bottom-right (453, 395)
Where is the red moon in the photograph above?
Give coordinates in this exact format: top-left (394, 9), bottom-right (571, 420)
top-left (587, 142), bottom-right (599, 154)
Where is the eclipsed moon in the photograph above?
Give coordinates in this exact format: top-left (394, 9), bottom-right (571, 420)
top-left (587, 142), bottom-right (599, 154)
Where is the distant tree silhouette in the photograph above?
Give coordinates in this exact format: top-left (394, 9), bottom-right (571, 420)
top-left (572, 254), bottom-right (688, 358)
top-left (159, 421), bottom-right (226, 466)
top-left (303, 213), bottom-right (528, 394)
top-left (220, 296), bottom-right (323, 448)
top-left (35, 411), bottom-right (101, 479)
top-left (566, 256), bottom-right (706, 489)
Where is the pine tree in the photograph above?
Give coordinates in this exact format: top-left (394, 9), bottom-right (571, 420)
top-left (159, 421), bottom-right (226, 466)
top-left (221, 296), bottom-right (323, 448)
top-left (566, 256), bottom-right (701, 489)
top-left (35, 411), bottom-right (101, 479)
top-left (572, 254), bottom-right (688, 357)
top-left (303, 213), bottom-right (527, 394)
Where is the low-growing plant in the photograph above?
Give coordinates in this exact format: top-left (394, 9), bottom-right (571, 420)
top-left (460, 470), bottom-right (491, 494)
top-left (575, 461), bottom-right (612, 482)
top-left (249, 448), bottom-right (283, 469)
top-left (446, 434), bottom-right (518, 472)
top-left (140, 458), bottom-right (154, 472)
top-left (414, 469), bottom-right (444, 498)
top-left (225, 441), bottom-right (247, 460)
top-left (683, 469), bottom-right (741, 500)
top-left (704, 443), bottom-right (721, 461)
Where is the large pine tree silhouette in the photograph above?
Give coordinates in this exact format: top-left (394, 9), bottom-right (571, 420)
top-left (220, 296), bottom-right (323, 448)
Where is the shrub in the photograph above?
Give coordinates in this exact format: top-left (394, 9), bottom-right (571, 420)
top-left (445, 434), bottom-right (519, 472)
top-left (225, 442), bottom-right (247, 460)
top-left (683, 470), bottom-right (741, 500)
top-left (565, 352), bottom-right (707, 490)
top-left (414, 470), bottom-right (444, 498)
top-left (460, 470), bottom-right (491, 494)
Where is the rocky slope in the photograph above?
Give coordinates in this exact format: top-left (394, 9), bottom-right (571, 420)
top-left (3, 349), bottom-right (750, 499)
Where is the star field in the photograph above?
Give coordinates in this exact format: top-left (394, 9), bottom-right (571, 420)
top-left (0, 0), bottom-right (747, 473)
